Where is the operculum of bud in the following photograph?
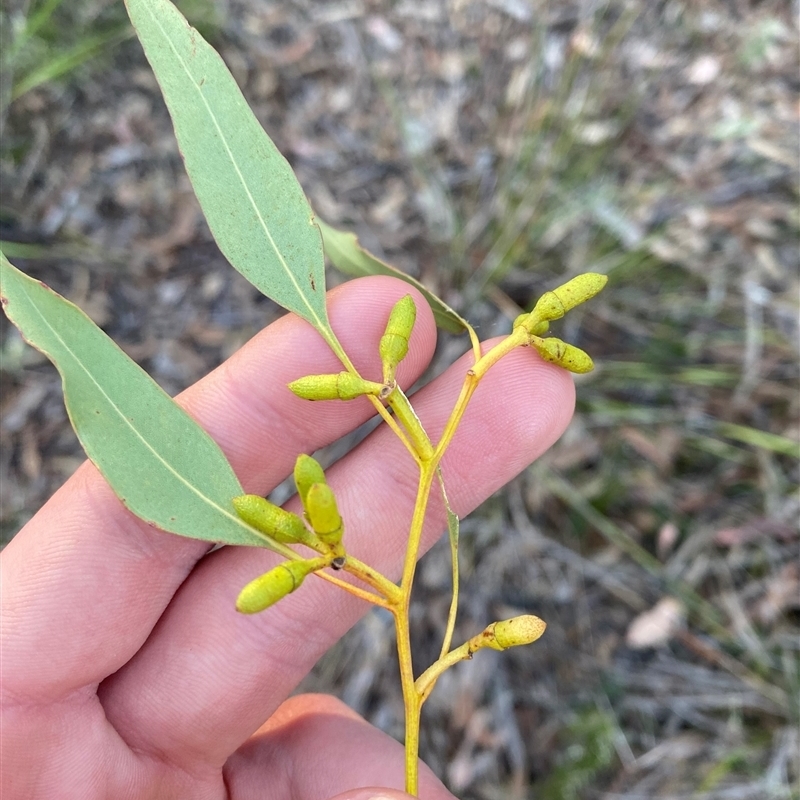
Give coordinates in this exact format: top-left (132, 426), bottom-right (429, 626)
top-left (551, 272), bottom-right (607, 312)
top-left (305, 482), bottom-right (344, 547)
top-left (294, 454), bottom-right (326, 508)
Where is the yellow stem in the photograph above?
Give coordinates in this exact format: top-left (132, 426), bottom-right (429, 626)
top-left (395, 465), bottom-right (437, 793)
top-left (394, 329), bottom-right (535, 792)
top-left (326, 326), bottom-right (420, 462)
top-left (434, 327), bottom-right (527, 462)
top-left (367, 394), bottom-right (419, 463)
top-left (321, 323), bottom-right (533, 794)
top-left (386, 387), bottom-right (435, 462)
top-left (416, 631), bottom-right (496, 703)
top-left (393, 604), bottom-right (422, 794)
top-left (314, 570), bottom-right (391, 609)
top-left (343, 553), bottom-right (403, 605)
top-left (415, 639), bottom-right (473, 703)
top-left (400, 465), bottom-right (437, 593)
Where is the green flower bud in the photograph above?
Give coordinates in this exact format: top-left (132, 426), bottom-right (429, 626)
top-left (288, 372), bottom-right (383, 401)
top-left (534, 337), bottom-right (595, 374)
top-left (236, 557), bottom-right (327, 614)
top-left (529, 273), bottom-right (608, 326)
top-left (532, 320), bottom-right (550, 336)
top-left (552, 273), bottom-right (607, 312)
top-left (233, 495), bottom-right (318, 548)
top-left (380, 295), bottom-right (416, 385)
top-left (294, 454), bottom-right (326, 508)
top-left (305, 482), bottom-right (343, 546)
top-left (484, 615), bottom-right (547, 650)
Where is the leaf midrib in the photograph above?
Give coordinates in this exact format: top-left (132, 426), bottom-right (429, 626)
top-left (15, 276), bottom-right (267, 544)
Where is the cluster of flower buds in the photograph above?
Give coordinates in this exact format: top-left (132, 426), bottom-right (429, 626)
top-left (288, 294), bottom-right (417, 402)
top-left (233, 454), bottom-right (346, 614)
top-left (513, 273), bottom-right (608, 374)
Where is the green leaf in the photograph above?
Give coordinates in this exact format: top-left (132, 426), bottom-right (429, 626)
top-left (124, 0), bottom-right (330, 335)
top-left (0, 254), bottom-right (287, 551)
top-left (317, 218), bottom-right (470, 335)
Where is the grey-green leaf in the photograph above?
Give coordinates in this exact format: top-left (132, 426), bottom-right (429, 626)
top-left (0, 254), bottom-right (284, 551)
top-left (125, 0), bottom-right (330, 335)
top-left (317, 218), bottom-right (470, 335)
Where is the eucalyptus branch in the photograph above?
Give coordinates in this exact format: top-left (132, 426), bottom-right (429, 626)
top-left (275, 274), bottom-right (607, 791)
top-left (0, 1), bottom-right (610, 794)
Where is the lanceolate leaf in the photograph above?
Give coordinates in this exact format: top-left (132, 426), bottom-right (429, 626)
top-left (124, 0), bottom-right (330, 335)
top-left (317, 218), bottom-right (470, 335)
top-left (0, 255), bottom-right (286, 551)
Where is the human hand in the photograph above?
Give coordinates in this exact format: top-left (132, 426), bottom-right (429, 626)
top-left (1, 276), bottom-right (575, 799)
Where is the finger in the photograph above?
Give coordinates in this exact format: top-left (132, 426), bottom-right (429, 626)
top-left (0, 277), bottom-right (437, 702)
top-left (224, 694), bottom-right (455, 800)
top-left (100, 338), bottom-right (575, 768)
top-left (327, 792), bottom-right (423, 800)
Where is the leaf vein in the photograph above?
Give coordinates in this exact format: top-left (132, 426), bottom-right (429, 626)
top-left (145, 1), bottom-right (325, 331)
top-left (15, 278), bottom-right (270, 545)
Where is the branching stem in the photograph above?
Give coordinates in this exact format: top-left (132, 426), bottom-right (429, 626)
top-left (325, 319), bottom-right (540, 794)
top-left (326, 327), bottom-right (421, 463)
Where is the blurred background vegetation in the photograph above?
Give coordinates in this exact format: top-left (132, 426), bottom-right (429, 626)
top-left (1, 0), bottom-right (797, 797)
